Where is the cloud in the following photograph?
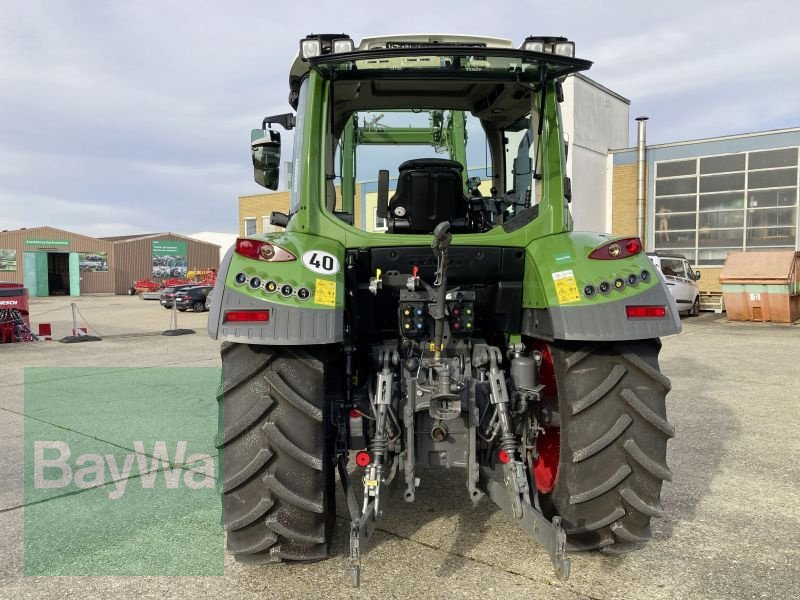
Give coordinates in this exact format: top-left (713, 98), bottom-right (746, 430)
top-left (0, 1), bottom-right (797, 235)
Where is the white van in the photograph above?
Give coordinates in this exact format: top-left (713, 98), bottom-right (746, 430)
top-left (647, 253), bottom-right (701, 317)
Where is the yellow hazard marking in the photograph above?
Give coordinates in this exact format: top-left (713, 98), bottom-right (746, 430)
top-left (314, 278), bottom-right (336, 307)
top-left (365, 480), bottom-right (378, 487)
top-left (552, 269), bottom-right (581, 304)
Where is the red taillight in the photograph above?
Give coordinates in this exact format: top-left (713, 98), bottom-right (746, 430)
top-left (589, 237), bottom-right (643, 260)
top-left (234, 238), bottom-right (296, 262)
top-left (626, 305), bottom-right (666, 318)
top-left (625, 238), bottom-right (642, 254)
top-left (223, 310), bottom-right (270, 323)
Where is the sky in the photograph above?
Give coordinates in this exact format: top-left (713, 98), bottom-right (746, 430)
top-left (1, 1), bottom-right (798, 236)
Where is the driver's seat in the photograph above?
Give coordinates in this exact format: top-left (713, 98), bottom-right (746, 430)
top-left (385, 159), bottom-right (468, 234)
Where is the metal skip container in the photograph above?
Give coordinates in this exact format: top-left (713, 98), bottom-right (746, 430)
top-left (719, 250), bottom-right (800, 323)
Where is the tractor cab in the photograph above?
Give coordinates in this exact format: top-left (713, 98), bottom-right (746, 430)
top-left (252, 34), bottom-right (589, 246)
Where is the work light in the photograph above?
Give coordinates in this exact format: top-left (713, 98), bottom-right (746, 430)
top-left (523, 40), bottom-right (545, 53)
top-left (332, 38), bottom-right (354, 53)
top-left (300, 38), bottom-right (322, 60)
top-left (553, 41), bottom-right (575, 57)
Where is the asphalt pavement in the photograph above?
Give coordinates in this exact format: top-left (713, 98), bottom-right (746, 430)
top-left (0, 295), bottom-right (797, 599)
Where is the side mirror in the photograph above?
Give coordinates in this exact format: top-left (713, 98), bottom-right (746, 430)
top-left (694, 270), bottom-right (701, 281)
top-left (251, 128), bottom-right (281, 190)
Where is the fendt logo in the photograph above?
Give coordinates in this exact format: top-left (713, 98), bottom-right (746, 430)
top-left (33, 440), bottom-right (216, 500)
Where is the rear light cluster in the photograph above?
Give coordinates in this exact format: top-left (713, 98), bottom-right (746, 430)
top-left (626, 305), bottom-right (666, 318)
top-left (583, 269), bottom-right (650, 298)
top-left (235, 238), bottom-right (296, 262)
top-left (223, 310), bottom-right (270, 323)
top-left (234, 272), bottom-right (310, 301)
top-left (588, 237), bottom-right (642, 260)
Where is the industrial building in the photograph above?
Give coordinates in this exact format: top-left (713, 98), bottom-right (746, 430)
top-left (610, 125), bottom-right (800, 297)
top-left (0, 227), bottom-right (220, 296)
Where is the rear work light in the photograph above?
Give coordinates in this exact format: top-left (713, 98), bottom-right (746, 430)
top-left (589, 237), bottom-right (643, 260)
top-left (235, 238), bottom-right (296, 262)
top-left (223, 310), bottom-right (270, 323)
top-left (626, 306), bottom-right (666, 319)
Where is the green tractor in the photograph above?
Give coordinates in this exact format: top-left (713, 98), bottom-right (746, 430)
top-left (208, 34), bottom-right (679, 586)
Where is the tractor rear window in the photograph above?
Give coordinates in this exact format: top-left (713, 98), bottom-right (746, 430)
top-left (332, 109), bottom-right (491, 232)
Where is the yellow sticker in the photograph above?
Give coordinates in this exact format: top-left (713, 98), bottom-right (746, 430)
top-left (314, 278), bottom-right (336, 307)
top-left (552, 269), bottom-right (581, 304)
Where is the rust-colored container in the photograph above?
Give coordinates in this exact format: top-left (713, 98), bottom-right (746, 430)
top-left (719, 251), bottom-right (800, 323)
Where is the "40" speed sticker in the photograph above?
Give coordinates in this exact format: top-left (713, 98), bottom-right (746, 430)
top-left (302, 250), bottom-right (340, 275)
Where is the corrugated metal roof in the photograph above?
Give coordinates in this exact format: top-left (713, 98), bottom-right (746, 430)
top-left (99, 233), bottom-right (161, 241)
top-left (110, 232), bottom-right (219, 246)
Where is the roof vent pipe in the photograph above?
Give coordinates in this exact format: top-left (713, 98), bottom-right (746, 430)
top-left (635, 116), bottom-right (648, 249)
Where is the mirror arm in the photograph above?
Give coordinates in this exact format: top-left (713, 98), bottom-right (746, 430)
top-left (262, 113), bottom-right (296, 131)
top-left (270, 212), bottom-right (290, 228)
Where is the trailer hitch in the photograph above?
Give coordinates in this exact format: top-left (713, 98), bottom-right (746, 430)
top-left (480, 470), bottom-right (571, 580)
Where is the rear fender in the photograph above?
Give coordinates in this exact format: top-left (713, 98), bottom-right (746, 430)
top-left (521, 232), bottom-right (681, 341)
top-left (207, 233), bottom-right (345, 345)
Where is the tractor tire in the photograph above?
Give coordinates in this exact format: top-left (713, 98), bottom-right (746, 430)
top-left (217, 343), bottom-right (336, 562)
top-left (544, 340), bottom-right (674, 553)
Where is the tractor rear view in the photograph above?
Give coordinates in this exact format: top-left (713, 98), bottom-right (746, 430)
top-left (208, 33), bottom-right (680, 586)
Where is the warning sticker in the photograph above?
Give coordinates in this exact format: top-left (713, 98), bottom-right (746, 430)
top-left (314, 279), bottom-right (337, 307)
top-left (552, 270), bottom-right (581, 305)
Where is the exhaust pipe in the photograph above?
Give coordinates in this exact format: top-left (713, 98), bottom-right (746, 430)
top-left (635, 116), bottom-right (648, 249)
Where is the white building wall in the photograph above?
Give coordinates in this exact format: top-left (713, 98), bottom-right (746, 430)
top-left (562, 75), bottom-right (630, 232)
top-left (187, 231), bottom-right (237, 261)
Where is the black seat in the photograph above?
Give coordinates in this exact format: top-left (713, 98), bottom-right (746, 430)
top-left (387, 159), bottom-right (468, 234)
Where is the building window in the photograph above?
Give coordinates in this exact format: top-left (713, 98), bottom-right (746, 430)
top-left (244, 217), bottom-right (257, 236)
top-left (262, 216), bottom-right (275, 234)
top-left (654, 147), bottom-right (799, 265)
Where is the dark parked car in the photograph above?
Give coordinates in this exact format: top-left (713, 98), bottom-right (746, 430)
top-left (174, 286), bottom-right (213, 312)
top-left (159, 284), bottom-right (196, 309)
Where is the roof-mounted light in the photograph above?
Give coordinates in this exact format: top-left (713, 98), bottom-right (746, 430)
top-left (523, 40), bottom-right (545, 53)
top-left (332, 37), bottom-right (354, 54)
top-left (521, 36), bottom-right (575, 57)
top-left (300, 38), bottom-right (322, 60)
top-left (553, 41), bottom-right (575, 57)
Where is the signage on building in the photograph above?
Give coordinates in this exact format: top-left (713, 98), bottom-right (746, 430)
top-left (152, 240), bottom-right (188, 279)
top-left (24, 239), bottom-right (70, 246)
top-left (0, 249), bottom-right (17, 271)
top-left (79, 252), bottom-right (109, 272)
